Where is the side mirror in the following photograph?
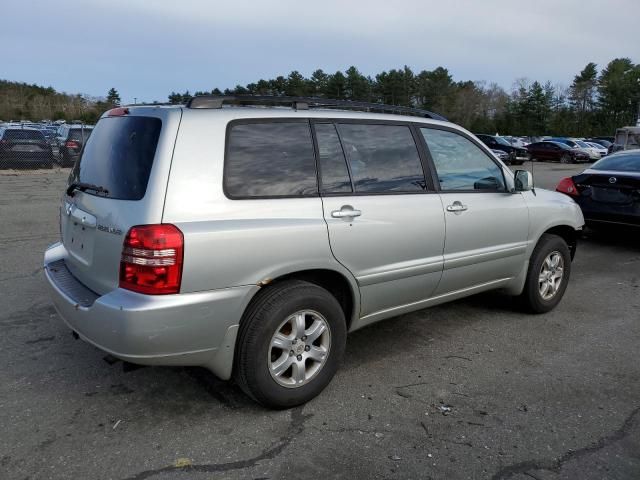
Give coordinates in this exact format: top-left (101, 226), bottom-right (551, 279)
top-left (514, 170), bottom-right (533, 192)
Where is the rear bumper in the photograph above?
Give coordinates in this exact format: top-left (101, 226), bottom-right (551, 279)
top-left (44, 242), bottom-right (259, 379)
top-left (575, 199), bottom-right (640, 227)
top-left (0, 151), bottom-right (53, 162)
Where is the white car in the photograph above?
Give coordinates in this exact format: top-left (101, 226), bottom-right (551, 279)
top-left (574, 140), bottom-right (601, 160)
top-left (585, 142), bottom-right (608, 157)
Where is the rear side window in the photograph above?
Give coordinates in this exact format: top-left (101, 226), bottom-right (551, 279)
top-left (225, 122), bottom-right (317, 198)
top-left (337, 124), bottom-right (425, 193)
top-left (3, 130), bottom-right (45, 141)
top-left (70, 116), bottom-right (161, 200)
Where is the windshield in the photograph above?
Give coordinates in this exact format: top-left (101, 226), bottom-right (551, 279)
top-left (70, 116), bottom-right (162, 200)
top-left (494, 136), bottom-right (511, 146)
top-left (575, 141), bottom-right (590, 148)
top-left (591, 153), bottom-right (640, 172)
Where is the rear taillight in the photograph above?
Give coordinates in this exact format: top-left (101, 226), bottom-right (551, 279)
top-left (556, 177), bottom-right (579, 197)
top-left (65, 140), bottom-right (79, 149)
top-left (119, 224), bottom-right (184, 295)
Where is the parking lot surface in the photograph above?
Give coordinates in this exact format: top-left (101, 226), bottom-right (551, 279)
top-left (1, 163), bottom-right (639, 480)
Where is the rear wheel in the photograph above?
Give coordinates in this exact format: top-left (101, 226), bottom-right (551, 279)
top-left (234, 280), bottom-right (347, 408)
top-left (519, 234), bottom-right (571, 313)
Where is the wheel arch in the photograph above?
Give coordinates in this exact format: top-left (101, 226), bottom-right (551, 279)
top-left (257, 268), bottom-right (359, 331)
top-left (541, 224), bottom-right (578, 260)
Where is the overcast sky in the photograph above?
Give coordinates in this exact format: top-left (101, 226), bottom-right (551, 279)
top-left (4, 0), bottom-right (637, 103)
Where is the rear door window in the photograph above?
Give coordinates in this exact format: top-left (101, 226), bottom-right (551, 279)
top-left (225, 122), bottom-right (317, 198)
top-left (314, 123), bottom-right (352, 194)
top-left (337, 123), bottom-right (426, 193)
top-left (70, 116), bottom-right (162, 200)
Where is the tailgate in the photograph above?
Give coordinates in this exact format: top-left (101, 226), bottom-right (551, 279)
top-left (60, 108), bottom-right (182, 295)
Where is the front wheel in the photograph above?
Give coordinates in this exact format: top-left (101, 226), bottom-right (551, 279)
top-left (519, 234), bottom-right (571, 313)
top-left (234, 280), bottom-right (347, 408)
top-left (560, 154), bottom-right (572, 164)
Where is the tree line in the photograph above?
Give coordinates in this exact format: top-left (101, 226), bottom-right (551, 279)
top-left (2, 57), bottom-right (638, 136)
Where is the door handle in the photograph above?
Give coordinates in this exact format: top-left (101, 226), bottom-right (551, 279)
top-left (446, 201), bottom-right (468, 213)
top-left (331, 206), bottom-right (362, 218)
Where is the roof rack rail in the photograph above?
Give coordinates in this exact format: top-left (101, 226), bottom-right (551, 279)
top-left (186, 95), bottom-right (448, 121)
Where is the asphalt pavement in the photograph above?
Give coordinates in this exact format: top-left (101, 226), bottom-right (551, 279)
top-left (1, 163), bottom-right (639, 479)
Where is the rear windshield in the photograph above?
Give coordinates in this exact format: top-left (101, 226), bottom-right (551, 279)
top-left (70, 116), bottom-right (161, 200)
top-left (3, 130), bottom-right (45, 141)
top-left (592, 153), bottom-right (640, 172)
top-left (68, 128), bottom-right (93, 141)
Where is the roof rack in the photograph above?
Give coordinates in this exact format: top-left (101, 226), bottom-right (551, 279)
top-left (186, 95), bottom-right (448, 121)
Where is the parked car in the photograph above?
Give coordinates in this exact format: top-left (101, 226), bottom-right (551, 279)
top-left (584, 142), bottom-right (608, 157)
top-left (526, 141), bottom-right (591, 163)
top-left (475, 134), bottom-right (530, 165)
top-left (44, 97), bottom-right (584, 408)
top-left (549, 138), bottom-right (599, 161)
top-left (0, 127), bottom-right (54, 168)
top-left (56, 124), bottom-right (93, 166)
top-left (556, 150), bottom-right (640, 228)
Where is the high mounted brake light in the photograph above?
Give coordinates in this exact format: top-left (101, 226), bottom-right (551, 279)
top-left (119, 224), bottom-right (184, 294)
top-left (106, 107), bottom-right (130, 117)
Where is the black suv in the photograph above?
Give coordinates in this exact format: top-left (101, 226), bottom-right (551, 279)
top-left (475, 134), bottom-right (529, 165)
top-left (0, 127), bottom-right (54, 168)
top-left (55, 125), bottom-right (93, 167)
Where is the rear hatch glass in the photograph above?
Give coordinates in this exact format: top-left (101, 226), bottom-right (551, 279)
top-left (68, 128), bottom-right (93, 143)
top-left (4, 130), bottom-right (46, 142)
top-left (70, 117), bottom-right (161, 200)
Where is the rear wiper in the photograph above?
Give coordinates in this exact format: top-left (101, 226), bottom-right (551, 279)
top-left (66, 181), bottom-right (109, 197)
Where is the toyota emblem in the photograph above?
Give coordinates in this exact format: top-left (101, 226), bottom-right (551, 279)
top-left (609, 177), bottom-right (617, 184)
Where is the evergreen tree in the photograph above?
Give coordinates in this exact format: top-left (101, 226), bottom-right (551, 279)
top-left (106, 87), bottom-right (121, 106)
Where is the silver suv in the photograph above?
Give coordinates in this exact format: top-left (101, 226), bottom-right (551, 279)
top-left (44, 96), bottom-right (584, 408)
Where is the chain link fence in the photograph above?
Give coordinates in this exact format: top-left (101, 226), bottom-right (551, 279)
top-left (0, 122), bottom-right (93, 170)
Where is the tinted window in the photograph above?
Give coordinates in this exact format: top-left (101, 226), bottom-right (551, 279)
top-left (314, 123), bottom-right (352, 193)
top-left (225, 122), bottom-right (317, 198)
top-left (592, 153), bottom-right (640, 172)
top-left (3, 129), bottom-right (46, 141)
top-left (70, 116), bottom-right (161, 200)
top-left (421, 128), bottom-right (505, 191)
top-left (337, 124), bottom-right (425, 193)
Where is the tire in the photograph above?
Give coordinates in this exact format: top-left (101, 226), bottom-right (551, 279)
top-left (519, 234), bottom-right (571, 314)
top-left (234, 280), bottom-right (347, 408)
top-left (560, 154), bottom-right (572, 164)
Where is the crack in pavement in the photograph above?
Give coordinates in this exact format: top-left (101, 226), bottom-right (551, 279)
top-left (491, 406), bottom-right (640, 480)
top-left (123, 407), bottom-right (312, 480)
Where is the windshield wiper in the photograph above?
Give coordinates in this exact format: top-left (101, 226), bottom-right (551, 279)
top-left (66, 181), bottom-right (109, 197)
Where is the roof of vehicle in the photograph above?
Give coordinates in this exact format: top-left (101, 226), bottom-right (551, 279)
top-left (113, 95), bottom-right (452, 126)
top-left (107, 104), bottom-right (455, 132)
